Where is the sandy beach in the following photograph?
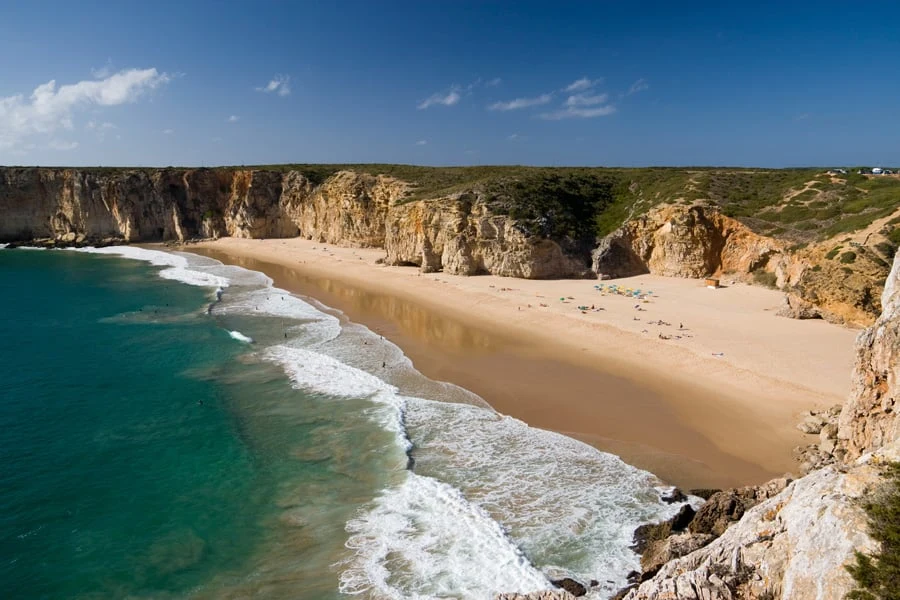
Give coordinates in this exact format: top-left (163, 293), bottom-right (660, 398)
top-left (188, 237), bottom-right (859, 489)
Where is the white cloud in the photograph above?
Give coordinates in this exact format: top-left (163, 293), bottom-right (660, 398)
top-left (48, 139), bottom-right (79, 151)
top-left (86, 120), bottom-right (116, 131)
top-left (227, 115), bottom-right (239, 123)
top-left (0, 67), bottom-right (169, 150)
top-left (162, 128), bottom-right (174, 134)
top-left (417, 86), bottom-right (461, 109)
top-left (627, 78), bottom-right (649, 95)
top-left (256, 75), bottom-right (291, 97)
top-left (91, 60), bottom-right (113, 79)
top-left (486, 77), bottom-right (502, 87)
top-left (415, 139), bottom-right (427, 145)
top-left (538, 104), bottom-right (617, 120)
top-left (507, 133), bottom-right (526, 141)
top-left (564, 77), bottom-right (602, 92)
top-left (564, 93), bottom-right (609, 107)
top-left (488, 93), bottom-right (553, 111)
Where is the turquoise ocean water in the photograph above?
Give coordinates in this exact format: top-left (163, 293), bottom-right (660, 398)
top-left (0, 246), bottom-right (683, 599)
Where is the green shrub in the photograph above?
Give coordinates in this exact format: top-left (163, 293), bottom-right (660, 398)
top-left (826, 247), bottom-right (843, 260)
top-left (846, 462), bottom-right (900, 600)
top-left (840, 251), bottom-right (858, 264)
top-left (752, 269), bottom-right (778, 288)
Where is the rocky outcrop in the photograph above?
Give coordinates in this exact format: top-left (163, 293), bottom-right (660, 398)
top-left (623, 447), bottom-right (890, 600)
top-left (0, 167), bottom-right (591, 279)
top-left (838, 250), bottom-right (900, 459)
top-left (592, 205), bottom-right (784, 279)
top-left (776, 245), bottom-right (888, 327)
top-left (593, 204), bottom-right (885, 325)
top-left (622, 252), bottom-right (900, 599)
top-left (385, 192), bottom-right (594, 278)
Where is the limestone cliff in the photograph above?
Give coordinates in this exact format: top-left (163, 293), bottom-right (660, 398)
top-left (592, 204), bottom-right (884, 326)
top-left (592, 205), bottom-right (785, 279)
top-left (620, 251), bottom-right (900, 600)
top-left (0, 167), bottom-right (591, 279)
top-left (838, 250), bottom-right (900, 459)
top-left (385, 191), bottom-right (594, 278)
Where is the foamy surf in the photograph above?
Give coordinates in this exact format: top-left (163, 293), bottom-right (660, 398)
top-left (228, 330), bottom-right (254, 343)
top-left (340, 472), bottom-right (552, 599)
top-left (72, 247), bottom-right (230, 289)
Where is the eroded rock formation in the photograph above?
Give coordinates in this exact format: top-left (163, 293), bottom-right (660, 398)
top-left (592, 205), bottom-right (784, 279)
top-left (621, 251), bottom-right (900, 599)
top-left (838, 250), bottom-right (900, 459)
top-left (0, 167), bottom-right (591, 279)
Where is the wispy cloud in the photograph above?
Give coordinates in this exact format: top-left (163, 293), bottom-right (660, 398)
top-left (486, 77), bottom-right (502, 87)
top-left (48, 139), bottom-right (79, 151)
top-left (415, 139), bottom-right (427, 145)
top-left (627, 78), bottom-right (649, 95)
top-left (488, 93), bottom-right (553, 111)
top-left (564, 93), bottom-right (609, 107)
top-left (162, 128), bottom-right (174, 134)
top-left (417, 86), bottom-right (461, 109)
top-left (256, 74), bottom-right (291, 97)
top-left (564, 77), bottom-right (602, 93)
top-left (0, 67), bottom-right (170, 150)
top-left (539, 105), bottom-right (616, 120)
top-left (227, 115), bottom-right (239, 123)
top-left (794, 113), bottom-right (810, 121)
top-left (507, 133), bottom-right (526, 141)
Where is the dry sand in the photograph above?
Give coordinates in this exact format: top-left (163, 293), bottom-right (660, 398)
top-left (188, 237), bottom-right (860, 489)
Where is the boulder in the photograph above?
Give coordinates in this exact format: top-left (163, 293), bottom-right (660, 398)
top-left (550, 578), bottom-right (587, 597)
top-left (640, 532), bottom-right (716, 580)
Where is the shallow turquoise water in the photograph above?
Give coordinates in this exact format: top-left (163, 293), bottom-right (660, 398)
top-left (0, 250), bottom-right (390, 599)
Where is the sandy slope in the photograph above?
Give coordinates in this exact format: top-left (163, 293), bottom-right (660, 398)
top-left (189, 237), bottom-right (859, 488)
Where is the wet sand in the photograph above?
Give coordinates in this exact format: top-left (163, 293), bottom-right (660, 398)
top-left (187, 239), bottom-right (859, 490)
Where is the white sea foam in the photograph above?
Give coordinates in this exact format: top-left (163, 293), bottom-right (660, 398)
top-left (73, 246), bottom-right (230, 289)
top-left (340, 472), bottom-right (552, 599)
top-left (0, 243), bottom-right (8, 249)
top-left (215, 287), bottom-right (342, 345)
top-left (404, 398), bottom-right (679, 595)
top-left (263, 345), bottom-right (409, 449)
top-left (228, 330), bottom-right (254, 343)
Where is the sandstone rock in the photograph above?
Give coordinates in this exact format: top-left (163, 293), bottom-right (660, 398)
top-left (496, 591), bottom-right (577, 600)
top-left (819, 423), bottom-right (838, 441)
top-left (640, 532), bottom-right (716, 579)
top-left (796, 414), bottom-right (826, 434)
top-left (592, 205), bottom-right (784, 279)
top-left (669, 504), bottom-right (696, 531)
top-left (624, 450), bottom-right (885, 600)
top-left (660, 487), bottom-right (687, 504)
top-left (689, 491), bottom-right (747, 537)
top-left (838, 250), bottom-right (900, 459)
top-left (777, 293), bottom-right (822, 320)
top-left (550, 578), bottom-right (586, 596)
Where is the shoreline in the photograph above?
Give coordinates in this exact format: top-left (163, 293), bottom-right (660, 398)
top-left (184, 238), bottom-right (859, 489)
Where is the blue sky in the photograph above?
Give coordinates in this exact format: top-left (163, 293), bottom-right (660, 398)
top-left (1, 0), bottom-right (898, 167)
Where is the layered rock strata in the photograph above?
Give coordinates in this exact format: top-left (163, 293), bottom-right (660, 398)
top-left (0, 167), bottom-right (591, 278)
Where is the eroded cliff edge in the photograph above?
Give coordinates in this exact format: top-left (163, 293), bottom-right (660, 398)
top-left (0, 167), bottom-right (596, 279)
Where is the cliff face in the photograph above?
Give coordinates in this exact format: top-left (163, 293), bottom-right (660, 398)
top-left (624, 251), bottom-right (900, 600)
top-left (385, 192), bottom-right (593, 278)
top-left (838, 251), bottom-right (900, 459)
top-left (0, 167), bottom-right (592, 279)
top-left (592, 205), bottom-right (785, 279)
top-left (593, 204), bottom-right (883, 326)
